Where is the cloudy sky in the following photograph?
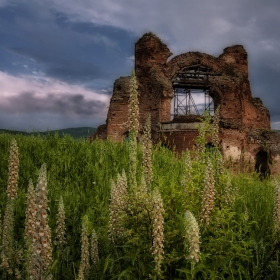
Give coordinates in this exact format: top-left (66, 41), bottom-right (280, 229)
top-left (0, 0), bottom-right (280, 131)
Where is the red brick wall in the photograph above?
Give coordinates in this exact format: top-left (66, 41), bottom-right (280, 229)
top-left (92, 33), bottom-right (280, 174)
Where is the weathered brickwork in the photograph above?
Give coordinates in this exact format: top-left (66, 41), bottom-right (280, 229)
top-left (91, 33), bottom-right (280, 175)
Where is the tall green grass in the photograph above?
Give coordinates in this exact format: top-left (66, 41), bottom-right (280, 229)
top-left (0, 131), bottom-right (279, 279)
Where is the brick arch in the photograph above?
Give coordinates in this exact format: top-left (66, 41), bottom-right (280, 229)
top-left (208, 85), bottom-right (223, 110)
top-left (164, 55), bottom-right (224, 116)
top-left (163, 52), bottom-right (223, 80)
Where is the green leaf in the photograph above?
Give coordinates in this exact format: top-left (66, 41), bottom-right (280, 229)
top-left (117, 267), bottom-right (135, 279)
top-left (176, 268), bottom-right (191, 276)
top-left (103, 254), bottom-right (111, 275)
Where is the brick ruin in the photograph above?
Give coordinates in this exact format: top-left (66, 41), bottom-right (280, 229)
top-left (91, 33), bottom-right (280, 175)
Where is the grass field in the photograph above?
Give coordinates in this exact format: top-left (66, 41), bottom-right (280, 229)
top-left (0, 130), bottom-right (279, 279)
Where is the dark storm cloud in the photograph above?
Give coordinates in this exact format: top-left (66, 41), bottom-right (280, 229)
top-left (0, 1), bottom-right (136, 85)
top-left (44, 59), bottom-right (105, 83)
top-left (247, 43), bottom-right (280, 125)
top-left (8, 47), bottom-right (106, 82)
top-left (0, 91), bottom-right (106, 117)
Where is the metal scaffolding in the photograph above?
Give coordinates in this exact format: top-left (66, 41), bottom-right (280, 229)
top-left (171, 64), bottom-right (219, 117)
top-left (172, 88), bottom-right (214, 117)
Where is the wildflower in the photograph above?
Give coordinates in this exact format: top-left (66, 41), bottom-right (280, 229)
top-left (196, 130), bottom-right (205, 155)
top-left (78, 216), bottom-right (90, 280)
top-left (274, 179), bottom-right (280, 232)
top-left (24, 179), bottom-right (36, 241)
top-left (1, 199), bottom-right (15, 271)
top-left (201, 159), bottom-right (215, 225)
top-left (1, 139), bottom-right (20, 274)
top-left (224, 175), bottom-right (236, 206)
top-left (108, 171), bottom-right (128, 242)
top-left (0, 212), bottom-right (2, 243)
top-left (128, 71), bottom-right (139, 189)
top-left (55, 196), bottom-right (66, 248)
top-left (212, 106), bottom-right (220, 147)
top-left (91, 229), bottom-right (99, 265)
top-left (151, 188), bottom-right (164, 274)
top-left (7, 139), bottom-right (19, 200)
top-left (184, 210), bottom-right (200, 263)
top-left (139, 174), bottom-right (148, 195)
top-left (30, 164), bottom-right (52, 279)
top-left (15, 268), bottom-right (22, 279)
top-left (143, 114), bottom-right (153, 189)
top-left (214, 149), bottom-right (224, 175)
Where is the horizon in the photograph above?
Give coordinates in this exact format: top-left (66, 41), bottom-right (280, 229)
top-left (0, 126), bottom-right (96, 133)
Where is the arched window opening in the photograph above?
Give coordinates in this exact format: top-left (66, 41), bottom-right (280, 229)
top-left (255, 151), bottom-right (270, 179)
top-left (171, 64), bottom-right (221, 120)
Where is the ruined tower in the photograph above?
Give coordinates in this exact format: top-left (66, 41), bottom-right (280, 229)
top-left (92, 33), bottom-right (280, 175)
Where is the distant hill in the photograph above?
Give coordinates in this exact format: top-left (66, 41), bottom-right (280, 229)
top-left (0, 127), bottom-right (96, 139)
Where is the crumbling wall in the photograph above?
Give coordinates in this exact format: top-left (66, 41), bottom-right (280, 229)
top-left (91, 33), bottom-right (280, 174)
top-left (106, 76), bottom-right (131, 141)
top-left (135, 34), bottom-right (173, 125)
top-left (163, 44), bottom-right (270, 129)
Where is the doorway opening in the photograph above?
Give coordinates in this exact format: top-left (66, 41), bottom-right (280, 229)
top-left (255, 151), bottom-right (270, 178)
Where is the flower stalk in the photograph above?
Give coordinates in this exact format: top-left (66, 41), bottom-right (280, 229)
top-left (30, 163), bottom-right (52, 279)
top-left (1, 139), bottom-right (20, 275)
top-left (274, 179), bottom-right (280, 232)
top-left (7, 138), bottom-right (19, 200)
top-left (212, 106), bottom-right (220, 147)
top-left (55, 196), bottom-right (66, 248)
top-left (201, 160), bottom-right (215, 225)
top-left (108, 171), bottom-right (128, 242)
top-left (78, 216), bottom-right (90, 280)
top-left (151, 188), bottom-right (164, 274)
top-left (143, 114), bottom-right (153, 190)
top-left (25, 179), bottom-right (36, 242)
top-left (128, 70), bottom-right (139, 189)
top-left (91, 229), bottom-right (99, 265)
top-left (184, 210), bottom-right (200, 263)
